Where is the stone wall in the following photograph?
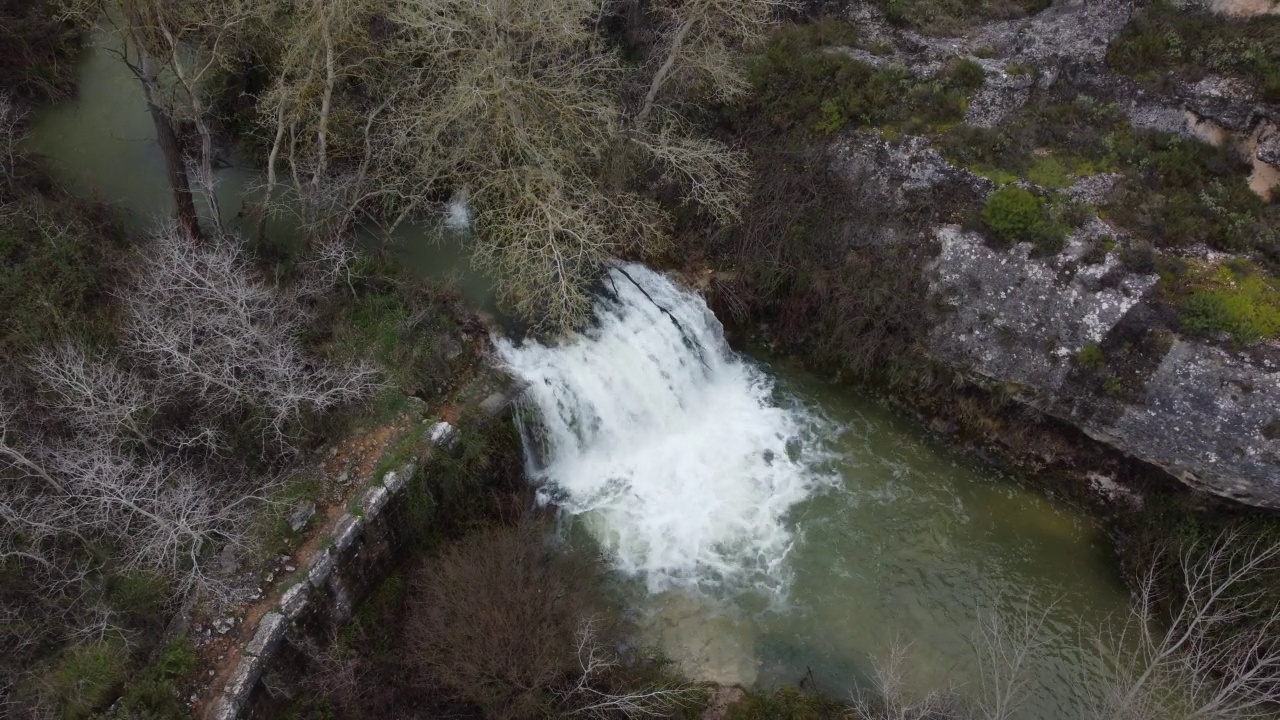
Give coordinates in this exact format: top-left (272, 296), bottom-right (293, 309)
top-left (204, 458), bottom-right (418, 720)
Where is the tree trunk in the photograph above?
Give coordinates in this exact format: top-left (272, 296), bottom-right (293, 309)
top-left (140, 54), bottom-right (202, 242)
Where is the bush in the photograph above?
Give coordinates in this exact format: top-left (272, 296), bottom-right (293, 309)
top-left (107, 638), bottom-right (198, 720)
top-left (743, 20), bottom-right (977, 138)
top-left (942, 57), bottom-right (986, 90)
top-left (402, 522), bottom-right (613, 718)
top-left (873, 0), bottom-right (1051, 35)
top-left (981, 186), bottom-right (1044, 244)
top-left (401, 521), bottom-right (694, 718)
top-left (1180, 272), bottom-right (1280, 345)
top-left (728, 687), bottom-right (839, 719)
top-left (0, 190), bottom-right (127, 357)
top-left (1108, 1), bottom-right (1280, 102)
top-left (0, 0), bottom-right (81, 103)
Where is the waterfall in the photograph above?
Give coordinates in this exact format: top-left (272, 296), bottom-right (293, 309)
top-left (495, 264), bottom-right (832, 596)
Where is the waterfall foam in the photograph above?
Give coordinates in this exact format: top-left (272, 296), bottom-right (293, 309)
top-left (495, 264), bottom-right (832, 595)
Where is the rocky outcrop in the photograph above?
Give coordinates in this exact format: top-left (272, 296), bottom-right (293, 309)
top-left (1102, 340), bottom-right (1280, 506)
top-left (817, 0), bottom-right (1280, 508)
top-left (924, 224), bottom-right (1280, 508)
top-left (928, 225), bottom-right (1158, 395)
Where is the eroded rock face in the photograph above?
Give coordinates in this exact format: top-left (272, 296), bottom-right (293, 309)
top-left (1103, 341), bottom-right (1280, 506)
top-left (928, 225), bottom-right (1158, 395)
top-left (926, 224), bottom-right (1280, 508)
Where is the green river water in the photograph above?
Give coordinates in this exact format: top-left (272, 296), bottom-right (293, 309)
top-left (25, 34), bottom-right (1133, 719)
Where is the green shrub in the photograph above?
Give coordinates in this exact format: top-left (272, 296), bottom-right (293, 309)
top-left (982, 186), bottom-right (1044, 244)
top-left (1180, 273), bottom-right (1280, 345)
top-left (743, 20), bottom-right (976, 138)
top-left (873, 0), bottom-right (1051, 35)
top-left (1103, 129), bottom-right (1274, 256)
top-left (942, 57), bottom-right (986, 89)
top-left (0, 191), bottom-right (126, 356)
top-left (938, 96), bottom-right (1126, 189)
top-left (107, 638), bottom-right (198, 720)
top-left (728, 687), bottom-right (839, 719)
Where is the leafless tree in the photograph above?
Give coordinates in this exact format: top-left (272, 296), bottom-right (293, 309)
top-left (970, 601), bottom-right (1059, 720)
top-left (555, 615), bottom-right (698, 718)
top-left (0, 92), bottom-right (23, 182)
top-left (1086, 529), bottom-right (1280, 720)
top-left (850, 640), bottom-right (961, 720)
top-left (121, 226), bottom-right (379, 449)
top-left (251, 0), bottom-right (409, 239)
top-left (633, 0), bottom-right (785, 124)
top-left (31, 343), bottom-right (160, 449)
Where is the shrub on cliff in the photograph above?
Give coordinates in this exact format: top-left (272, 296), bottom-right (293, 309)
top-left (1181, 270), bottom-right (1280, 345)
top-left (982, 186), bottom-right (1043, 244)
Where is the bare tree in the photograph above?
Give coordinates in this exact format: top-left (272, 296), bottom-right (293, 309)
top-left (251, 0), bottom-right (407, 239)
top-left (970, 601), bottom-right (1059, 720)
top-left (632, 0), bottom-right (784, 124)
top-left (63, 0), bottom-right (255, 241)
top-left (555, 615), bottom-right (698, 718)
top-left (0, 92), bottom-right (23, 183)
top-left (850, 640), bottom-right (961, 720)
top-left (1086, 529), bottom-right (1280, 720)
top-left (121, 226), bottom-right (379, 449)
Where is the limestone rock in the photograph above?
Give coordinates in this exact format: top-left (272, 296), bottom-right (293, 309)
top-left (286, 500), bottom-right (315, 533)
top-left (1104, 341), bottom-right (1280, 507)
top-left (927, 225), bottom-right (1158, 395)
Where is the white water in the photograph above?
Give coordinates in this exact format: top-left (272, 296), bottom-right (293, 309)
top-left (495, 264), bottom-right (833, 595)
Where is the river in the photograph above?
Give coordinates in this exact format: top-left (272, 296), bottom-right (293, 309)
top-left (27, 33), bottom-right (1132, 720)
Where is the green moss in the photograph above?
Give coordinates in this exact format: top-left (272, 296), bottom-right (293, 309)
top-left (938, 96), bottom-right (1127, 190)
top-left (1180, 271), bottom-right (1280, 345)
top-left (1102, 375), bottom-right (1124, 396)
top-left (1076, 343), bottom-right (1105, 369)
top-left (1026, 155), bottom-right (1073, 188)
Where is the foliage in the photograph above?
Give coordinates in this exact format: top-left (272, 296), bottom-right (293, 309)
top-left (1104, 130), bottom-right (1275, 259)
top-left (940, 91), bottom-right (1277, 263)
top-left (744, 20), bottom-right (979, 138)
top-left (979, 186), bottom-right (1035, 242)
top-left (1, 228), bottom-right (381, 715)
top-left (268, 517), bottom-right (695, 720)
top-left (1108, 0), bottom-right (1280, 102)
top-left (0, 177), bottom-right (127, 359)
top-left (102, 637), bottom-right (198, 720)
top-left (29, 638), bottom-right (129, 719)
top-left (728, 687), bottom-right (839, 719)
top-left (875, 0), bottom-right (1050, 35)
top-left (1179, 265), bottom-right (1280, 345)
